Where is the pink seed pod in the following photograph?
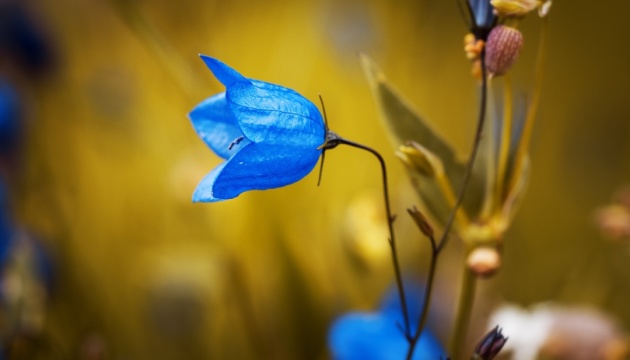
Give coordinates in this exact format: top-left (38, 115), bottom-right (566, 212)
top-left (485, 25), bottom-right (524, 77)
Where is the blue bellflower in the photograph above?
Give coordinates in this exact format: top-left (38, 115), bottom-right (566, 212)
top-left (328, 282), bottom-right (446, 360)
top-left (189, 56), bottom-right (326, 202)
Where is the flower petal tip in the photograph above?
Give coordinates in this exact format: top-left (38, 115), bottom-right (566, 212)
top-left (199, 55), bottom-right (247, 87)
top-left (192, 188), bottom-right (225, 203)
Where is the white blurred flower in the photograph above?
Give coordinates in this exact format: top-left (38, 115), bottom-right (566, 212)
top-left (489, 304), bottom-right (554, 360)
top-left (488, 303), bottom-right (628, 360)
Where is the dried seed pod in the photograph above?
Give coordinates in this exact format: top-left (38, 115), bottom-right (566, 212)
top-left (485, 25), bottom-right (524, 77)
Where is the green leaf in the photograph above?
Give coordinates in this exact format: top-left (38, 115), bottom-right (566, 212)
top-left (360, 54), bottom-right (486, 224)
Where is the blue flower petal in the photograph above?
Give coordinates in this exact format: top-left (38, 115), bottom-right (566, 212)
top-left (191, 57), bottom-right (326, 202)
top-left (210, 142), bottom-right (321, 200)
top-left (380, 281), bottom-right (427, 321)
top-left (192, 162), bottom-right (228, 202)
top-left (468, 0), bottom-right (495, 29)
top-left (226, 80), bottom-right (325, 146)
top-left (200, 55), bottom-right (248, 88)
top-left (189, 92), bottom-right (250, 159)
top-left (328, 312), bottom-right (446, 360)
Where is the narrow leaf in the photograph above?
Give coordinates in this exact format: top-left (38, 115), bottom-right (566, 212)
top-left (360, 54), bottom-right (486, 223)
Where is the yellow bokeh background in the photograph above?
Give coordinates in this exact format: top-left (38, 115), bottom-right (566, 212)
top-left (5, 0), bottom-right (630, 358)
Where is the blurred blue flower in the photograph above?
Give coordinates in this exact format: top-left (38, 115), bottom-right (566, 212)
top-left (189, 56), bottom-right (325, 202)
top-left (0, 2), bottom-right (56, 75)
top-left (0, 180), bottom-right (14, 266)
top-left (328, 282), bottom-right (446, 360)
top-left (0, 79), bottom-right (21, 154)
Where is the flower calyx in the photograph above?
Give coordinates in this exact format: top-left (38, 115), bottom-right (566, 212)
top-left (473, 325), bottom-right (508, 360)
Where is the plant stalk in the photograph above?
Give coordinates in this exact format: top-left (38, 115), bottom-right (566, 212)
top-left (449, 262), bottom-right (478, 360)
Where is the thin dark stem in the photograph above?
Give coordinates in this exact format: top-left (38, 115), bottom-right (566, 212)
top-left (332, 137), bottom-right (412, 340)
top-left (406, 51), bottom-right (489, 359)
top-left (405, 231), bottom-right (438, 360)
top-left (436, 50), bottom-right (488, 253)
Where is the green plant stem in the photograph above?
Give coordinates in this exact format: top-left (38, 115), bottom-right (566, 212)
top-left (449, 261), bottom-right (478, 360)
top-left (441, 51), bottom-right (488, 358)
top-left (330, 137), bottom-right (412, 339)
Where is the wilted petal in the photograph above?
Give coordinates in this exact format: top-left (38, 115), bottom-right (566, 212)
top-left (200, 55), bottom-right (248, 87)
top-left (227, 80), bottom-right (325, 146)
top-left (210, 142), bottom-right (321, 200)
top-left (189, 92), bottom-right (249, 159)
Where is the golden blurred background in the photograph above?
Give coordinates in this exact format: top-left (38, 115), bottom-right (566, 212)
top-left (2, 0), bottom-right (630, 359)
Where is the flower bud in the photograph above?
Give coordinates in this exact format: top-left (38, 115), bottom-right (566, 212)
top-left (407, 206), bottom-right (434, 239)
top-left (396, 142), bottom-right (443, 178)
top-left (485, 25), bottom-right (524, 77)
top-left (467, 247), bottom-right (501, 277)
top-left (474, 326), bottom-right (508, 360)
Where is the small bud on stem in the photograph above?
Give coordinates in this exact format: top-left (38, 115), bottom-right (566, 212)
top-left (473, 326), bottom-right (508, 360)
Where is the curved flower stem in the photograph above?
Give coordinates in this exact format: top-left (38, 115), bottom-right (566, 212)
top-left (329, 137), bottom-right (412, 339)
